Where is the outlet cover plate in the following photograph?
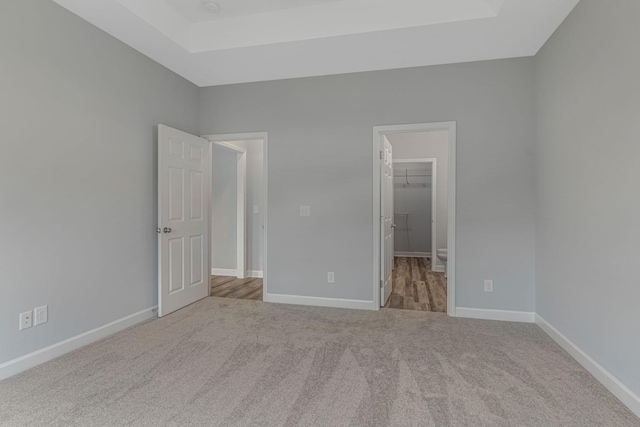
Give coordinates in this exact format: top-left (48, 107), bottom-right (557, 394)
top-left (327, 272), bottom-right (335, 283)
top-left (484, 280), bottom-right (494, 292)
top-left (34, 305), bottom-right (48, 326)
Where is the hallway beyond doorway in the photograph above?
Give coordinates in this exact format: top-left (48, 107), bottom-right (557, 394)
top-left (210, 276), bottom-right (263, 300)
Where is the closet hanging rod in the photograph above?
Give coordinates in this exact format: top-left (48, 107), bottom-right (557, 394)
top-left (393, 173), bottom-right (432, 177)
top-left (394, 168), bottom-right (431, 186)
top-left (393, 168), bottom-right (431, 174)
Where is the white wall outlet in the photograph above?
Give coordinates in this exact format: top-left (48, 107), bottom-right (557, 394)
top-left (19, 311), bottom-right (33, 331)
top-left (327, 272), bottom-right (335, 283)
top-left (300, 205), bottom-right (311, 217)
top-left (253, 205), bottom-right (259, 214)
top-left (34, 305), bottom-right (48, 326)
top-left (484, 280), bottom-right (494, 292)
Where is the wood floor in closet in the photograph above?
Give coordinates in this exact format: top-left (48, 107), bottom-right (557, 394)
top-left (384, 257), bottom-right (447, 312)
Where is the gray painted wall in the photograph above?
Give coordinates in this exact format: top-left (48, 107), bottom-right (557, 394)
top-left (389, 130), bottom-right (449, 269)
top-left (199, 58), bottom-right (536, 310)
top-left (233, 140), bottom-right (265, 273)
top-left (211, 145), bottom-right (238, 270)
top-left (392, 162), bottom-right (432, 254)
top-left (535, 0), bottom-right (640, 396)
top-left (0, 0), bottom-right (199, 364)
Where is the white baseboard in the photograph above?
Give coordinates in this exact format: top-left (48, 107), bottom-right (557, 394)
top-left (211, 268), bottom-right (238, 277)
top-left (394, 252), bottom-right (431, 258)
top-left (455, 307), bottom-right (535, 323)
top-left (0, 306), bottom-right (157, 381)
top-left (247, 270), bottom-right (263, 278)
top-left (264, 293), bottom-right (375, 310)
top-left (535, 314), bottom-right (640, 418)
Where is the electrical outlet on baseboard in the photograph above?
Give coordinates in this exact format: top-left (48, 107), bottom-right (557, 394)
top-left (484, 280), bottom-right (494, 292)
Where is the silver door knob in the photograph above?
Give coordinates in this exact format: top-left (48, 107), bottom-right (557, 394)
top-left (163, 227), bottom-right (172, 233)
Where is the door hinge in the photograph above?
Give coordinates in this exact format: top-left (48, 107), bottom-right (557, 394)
top-left (379, 151), bottom-right (384, 160)
top-left (380, 279), bottom-right (384, 288)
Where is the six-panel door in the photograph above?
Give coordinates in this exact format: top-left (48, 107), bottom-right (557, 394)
top-left (158, 125), bottom-right (209, 317)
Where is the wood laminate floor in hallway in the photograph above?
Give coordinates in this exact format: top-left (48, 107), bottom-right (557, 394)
top-left (210, 276), bottom-right (263, 300)
top-left (384, 257), bottom-right (447, 312)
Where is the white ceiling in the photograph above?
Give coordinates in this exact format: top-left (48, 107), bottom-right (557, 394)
top-left (50, 0), bottom-right (580, 87)
top-left (165, 0), bottom-right (342, 23)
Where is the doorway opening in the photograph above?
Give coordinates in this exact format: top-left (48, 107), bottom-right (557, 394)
top-left (386, 158), bottom-right (446, 311)
top-left (373, 122), bottom-right (456, 315)
top-left (204, 133), bottom-right (267, 302)
top-left (210, 141), bottom-right (246, 278)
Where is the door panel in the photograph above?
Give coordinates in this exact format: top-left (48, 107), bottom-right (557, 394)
top-left (381, 137), bottom-right (394, 306)
top-left (169, 167), bottom-right (184, 221)
top-left (168, 238), bottom-right (184, 294)
top-left (190, 171), bottom-right (203, 220)
top-left (190, 235), bottom-right (204, 286)
top-left (159, 125), bottom-right (210, 316)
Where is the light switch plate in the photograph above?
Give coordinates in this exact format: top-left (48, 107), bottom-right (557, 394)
top-left (253, 205), bottom-right (259, 214)
top-left (300, 206), bottom-right (311, 217)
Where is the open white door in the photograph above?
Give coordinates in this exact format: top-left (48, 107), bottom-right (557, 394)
top-left (381, 137), bottom-right (394, 306)
top-left (158, 125), bottom-right (210, 317)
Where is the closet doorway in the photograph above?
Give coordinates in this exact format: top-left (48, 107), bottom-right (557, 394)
top-left (373, 122), bottom-right (456, 315)
top-left (385, 158), bottom-right (447, 312)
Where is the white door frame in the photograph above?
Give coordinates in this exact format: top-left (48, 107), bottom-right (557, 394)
top-left (393, 158), bottom-right (437, 271)
top-left (373, 122), bottom-right (456, 316)
top-left (202, 132), bottom-right (268, 297)
top-left (210, 141), bottom-right (247, 279)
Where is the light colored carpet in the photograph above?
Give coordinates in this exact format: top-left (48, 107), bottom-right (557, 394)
top-left (0, 297), bottom-right (638, 426)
